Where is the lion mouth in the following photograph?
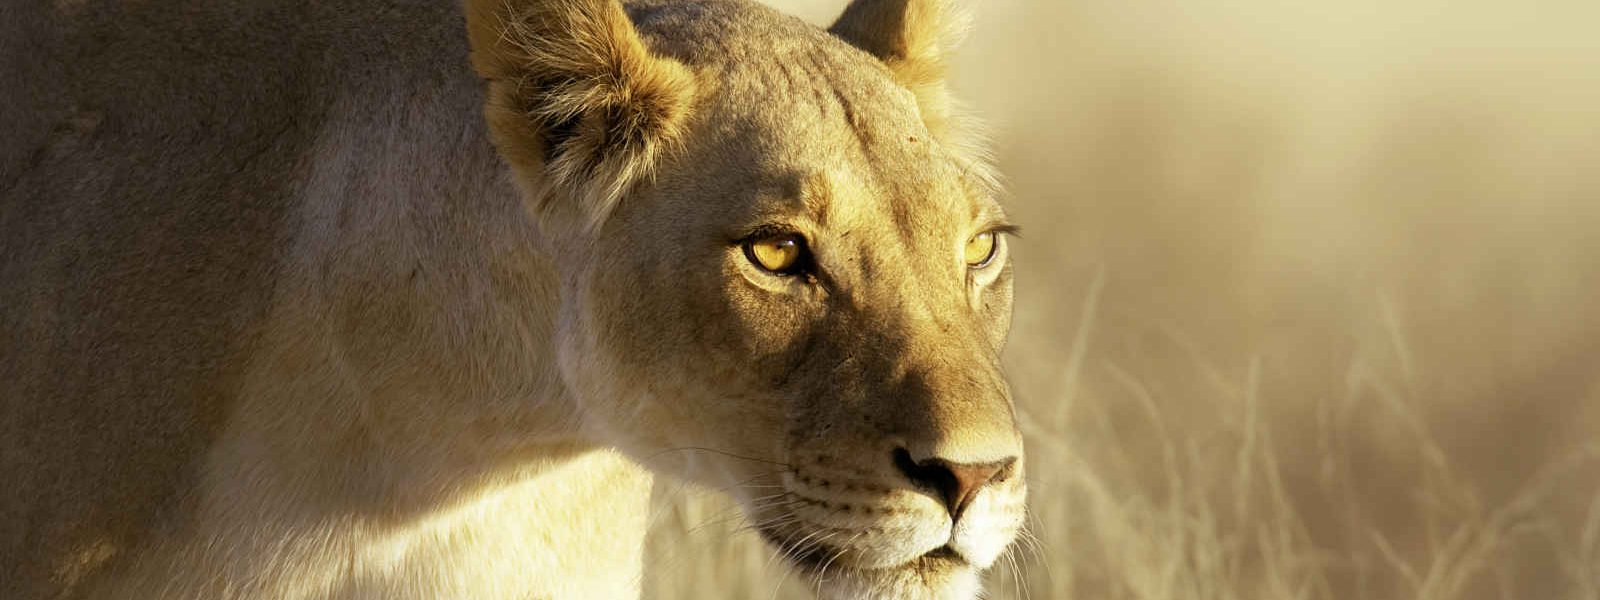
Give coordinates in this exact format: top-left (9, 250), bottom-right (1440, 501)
top-left (757, 525), bottom-right (971, 574)
top-left (918, 544), bottom-right (968, 566)
top-left (755, 522), bottom-right (987, 599)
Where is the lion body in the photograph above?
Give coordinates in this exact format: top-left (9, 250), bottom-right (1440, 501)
top-left (2, 0), bottom-right (1027, 597)
top-left (2, 1), bottom-right (653, 597)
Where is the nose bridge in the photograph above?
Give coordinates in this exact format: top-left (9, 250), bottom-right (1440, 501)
top-left (894, 342), bottom-right (1020, 465)
top-left (825, 225), bottom-right (1020, 464)
top-left (867, 301), bottom-right (1021, 466)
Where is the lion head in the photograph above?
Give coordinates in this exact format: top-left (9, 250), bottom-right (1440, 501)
top-left (466, 0), bottom-right (1025, 596)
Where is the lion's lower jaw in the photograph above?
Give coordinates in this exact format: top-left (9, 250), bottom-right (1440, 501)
top-left (813, 564), bottom-right (982, 600)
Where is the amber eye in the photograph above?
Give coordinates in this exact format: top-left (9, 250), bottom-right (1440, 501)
top-left (743, 233), bottom-right (808, 274)
top-left (965, 231), bottom-right (998, 267)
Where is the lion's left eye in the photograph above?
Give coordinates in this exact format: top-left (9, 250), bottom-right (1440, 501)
top-left (744, 233), bottom-right (809, 275)
top-left (964, 231), bottom-right (997, 268)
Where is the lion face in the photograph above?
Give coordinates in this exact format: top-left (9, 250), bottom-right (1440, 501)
top-left (571, 121), bottom-right (1025, 598)
top-left (468, 0), bottom-right (1024, 596)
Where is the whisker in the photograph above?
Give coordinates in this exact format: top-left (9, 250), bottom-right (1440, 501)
top-left (800, 531), bottom-right (851, 592)
top-left (758, 523), bottom-right (804, 582)
top-left (644, 446), bottom-right (795, 469)
top-left (744, 492), bottom-right (798, 507)
top-left (739, 513), bottom-right (806, 533)
top-left (814, 529), bottom-right (865, 588)
top-left (767, 526), bottom-right (826, 600)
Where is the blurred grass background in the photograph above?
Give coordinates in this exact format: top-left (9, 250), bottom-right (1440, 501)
top-left (642, 0), bottom-right (1600, 597)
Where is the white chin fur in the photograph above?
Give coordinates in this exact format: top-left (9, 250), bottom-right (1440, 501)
top-left (948, 491), bottom-right (1022, 569)
top-left (815, 564), bottom-right (981, 600)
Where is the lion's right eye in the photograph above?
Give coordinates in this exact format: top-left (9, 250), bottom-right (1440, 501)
top-left (743, 233), bottom-right (809, 275)
top-left (964, 231), bottom-right (997, 268)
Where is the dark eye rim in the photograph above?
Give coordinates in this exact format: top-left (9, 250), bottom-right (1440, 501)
top-left (739, 229), bottom-right (814, 276)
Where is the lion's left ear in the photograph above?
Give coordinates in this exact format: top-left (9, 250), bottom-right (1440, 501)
top-left (465, 0), bottom-right (696, 230)
top-left (829, 0), bottom-right (970, 144)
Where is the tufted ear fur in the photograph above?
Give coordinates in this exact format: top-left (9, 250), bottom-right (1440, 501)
top-left (465, 0), bottom-right (697, 229)
top-left (829, 0), bottom-right (972, 147)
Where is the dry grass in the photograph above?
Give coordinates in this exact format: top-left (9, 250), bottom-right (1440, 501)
top-left (643, 0), bottom-right (1600, 598)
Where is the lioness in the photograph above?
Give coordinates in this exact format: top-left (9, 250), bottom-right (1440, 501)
top-left (0, 0), bottom-right (1025, 597)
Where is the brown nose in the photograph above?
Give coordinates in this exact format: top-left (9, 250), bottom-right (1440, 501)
top-left (893, 448), bottom-right (1016, 520)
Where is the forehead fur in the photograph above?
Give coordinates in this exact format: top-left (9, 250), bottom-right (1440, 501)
top-left (627, 0), bottom-right (1000, 196)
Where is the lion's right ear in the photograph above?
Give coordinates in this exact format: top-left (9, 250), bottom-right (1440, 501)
top-left (465, 0), bottom-right (696, 229)
top-left (829, 0), bottom-right (969, 145)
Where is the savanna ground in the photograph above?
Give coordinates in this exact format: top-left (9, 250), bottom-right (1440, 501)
top-left (642, 0), bottom-right (1600, 598)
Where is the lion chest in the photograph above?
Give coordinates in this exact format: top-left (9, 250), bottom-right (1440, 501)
top-left (90, 451), bottom-right (654, 600)
top-left (331, 456), bottom-right (654, 599)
